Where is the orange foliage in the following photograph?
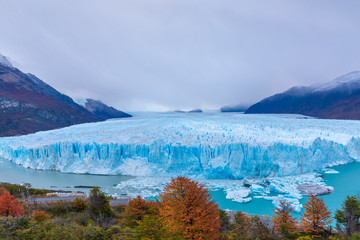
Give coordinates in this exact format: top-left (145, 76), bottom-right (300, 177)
top-left (32, 210), bottom-right (52, 222)
top-left (0, 190), bottom-right (24, 218)
top-left (72, 197), bottom-right (87, 212)
top-left (301, 195), bottom-right (332, 235)
top-left (124, 196), bottom-right (158, 226)
top-left (159, 177), bottom-right (220, 240)
top-left (272, 201), bottom-right (298, 236)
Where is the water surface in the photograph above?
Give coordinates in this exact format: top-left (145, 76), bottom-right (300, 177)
top-left (1, 158), bottom-right (359, 217)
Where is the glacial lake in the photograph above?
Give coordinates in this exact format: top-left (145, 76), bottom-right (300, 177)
top-left (1, 158), bottom-right (359, 217)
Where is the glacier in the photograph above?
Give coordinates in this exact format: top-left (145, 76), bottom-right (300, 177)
top-left (0, 112), bottom-right (360, 179)
top-left (1, 112), bottom-right (357, 210)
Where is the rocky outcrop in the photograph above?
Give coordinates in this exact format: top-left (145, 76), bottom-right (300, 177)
top-left (297, 184), bottom-right (334, 196)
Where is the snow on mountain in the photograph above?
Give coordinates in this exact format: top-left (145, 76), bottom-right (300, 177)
top-left (275, 71), bottom-right (360, 96)
top-left (313, 71), bottom-right (360, 92)
top-left (284, 71), bottom-right (360, 95)
top-left (0, 54), bottom-right (13, 68)
top-left (74, 98), bottom-right (86, 107)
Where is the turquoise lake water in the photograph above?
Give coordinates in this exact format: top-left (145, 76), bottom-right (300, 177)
top-left (1, 158), bottom-right (359, 217)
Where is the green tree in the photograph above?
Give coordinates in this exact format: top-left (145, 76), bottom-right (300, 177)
top-left (231, 211), bottom-right (252, 239)
top-left (350, 233), bottom-right (360, 240)
top-left (88, 186), bottom-right (113, 226)
top-left (135, 214), bottom-right (176, 240)
top-left (250, 216), bottom-right (273, 240)
top-left (335, 195), bottom-right (360, 236)
top-left (219, 209), bottom-right (232, 234)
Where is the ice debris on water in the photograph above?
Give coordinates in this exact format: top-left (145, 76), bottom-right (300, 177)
top-left (323, 168), bottom-right (340, 174)
top-left (114, 172), bottom-right (332, 212)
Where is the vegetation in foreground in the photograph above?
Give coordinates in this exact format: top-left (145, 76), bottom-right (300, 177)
top-left (0, 178), bottom-right (360, 239)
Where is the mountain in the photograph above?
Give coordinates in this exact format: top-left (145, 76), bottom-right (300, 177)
top-left (188, 109), bottom-right (202, 113)
top-left (0, 54), bottom-right (130, 137)
top-left (83, 98), bottom-right (131, 119)
top-left (220, 104), bottom-right (249, 112)
top-left (245, 71), bottom-right (360, 120)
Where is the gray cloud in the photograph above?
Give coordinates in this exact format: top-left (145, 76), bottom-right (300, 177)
top-left (1, 0), bottom-right (360, 111)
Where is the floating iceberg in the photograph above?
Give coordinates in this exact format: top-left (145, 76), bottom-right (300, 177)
top-left (0, 112), bottom-right (360, 179)
top-left (323, 168), bottom-right (340, 174)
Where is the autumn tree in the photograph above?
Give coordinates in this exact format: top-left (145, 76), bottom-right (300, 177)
top-left (335, 195), bottom-right (360, 236)
top-left (159, 177), bottom-right (220, 240)
top-left (301, 195), bottom-right (332, 236)
top-left (0, 190), bottom-right (24, 218)
top-left (272, 201), bottom-right (298, 238)
top-left (32, 210), bottom-right (52, 222)
top-left (72, 197), bottom-right (87, 212)
top-left (123, 196), bottom-right (158, 227)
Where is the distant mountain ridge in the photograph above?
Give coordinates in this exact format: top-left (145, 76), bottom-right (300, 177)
top-left (84, 98), bottom-right (131, 119)
top-left (0, 53), bottom-right (130, 136)
top-left (220, 104), bottom-right (249, 112)
top-left (245, 71), bottom-right (360, 120)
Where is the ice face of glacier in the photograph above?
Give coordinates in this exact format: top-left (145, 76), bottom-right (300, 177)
top-left (0, 112), bottom-right (360, 179)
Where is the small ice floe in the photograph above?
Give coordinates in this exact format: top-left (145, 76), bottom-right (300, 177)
top-left (250, 184), bottom-right (265, 193)
top-left (115, 177), bottom-right (171, 198)
top-left (269, 182), bottom-right (288, 194)
top-left (225, 188), bottom-right (252, 203)
top-left (263, 195), bottom-right (303, 213)
top-left (323, 168), bottom-right (339, 174)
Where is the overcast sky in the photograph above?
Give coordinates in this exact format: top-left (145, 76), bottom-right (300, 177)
top-left (1, 0), bottom-right (360, 111)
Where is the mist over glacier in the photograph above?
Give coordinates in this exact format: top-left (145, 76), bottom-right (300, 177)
top-left (0, 112), bottom-right (360, 179)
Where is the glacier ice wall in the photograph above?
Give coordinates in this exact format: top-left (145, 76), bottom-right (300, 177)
top-left (1, 113), bottom-right (360, 179)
